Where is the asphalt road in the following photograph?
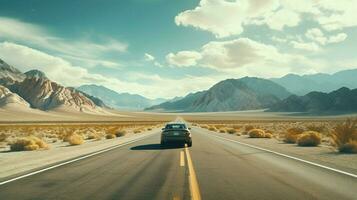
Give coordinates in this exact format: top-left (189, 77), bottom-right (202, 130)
top-left (0, 127), bottom-right (356, 200)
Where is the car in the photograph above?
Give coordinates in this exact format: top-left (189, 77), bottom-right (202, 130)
top-left (161, 122), bottom-right (192, 147)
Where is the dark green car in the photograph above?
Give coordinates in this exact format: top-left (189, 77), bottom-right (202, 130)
top-left (161, 123), bottom-right (192, 147)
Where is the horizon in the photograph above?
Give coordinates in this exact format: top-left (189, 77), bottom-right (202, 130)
top-left (1, 0), bottom-right (357, 99)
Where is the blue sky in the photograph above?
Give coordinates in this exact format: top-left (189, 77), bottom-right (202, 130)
top-left (0, 0), bottom-right (356, 99)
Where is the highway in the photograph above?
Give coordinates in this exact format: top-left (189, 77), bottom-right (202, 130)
top-left (0, 127), bottom-right (356, 200)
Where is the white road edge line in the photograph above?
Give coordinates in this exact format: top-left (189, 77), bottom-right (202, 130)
top-left (205, 131), bottom-right (357, 179)
top-left (0, 133), bottom-right (158, 186)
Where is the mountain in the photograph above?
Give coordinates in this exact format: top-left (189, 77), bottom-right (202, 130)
top-left (25, 69), bottom-right (48, 79)
top-left (0, 85), bottom-right (29, 108)
top-left (0, 59), bottom-right (106, 112)
top-left (146, 77), bottom-right (291, 112)
top-left (0, 59), bottom-right (26, 85)
top-left (146, 91), bottom-right (205, 112)
top-left (77, 84), bottom-right (167, 110)
top-left (270, 69), bottom-right (357, 95)
top-left (269, 87), bottom-right (357, 113)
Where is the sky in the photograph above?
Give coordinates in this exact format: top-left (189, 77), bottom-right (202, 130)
top-left (0, 0), bottom-right (357, 99)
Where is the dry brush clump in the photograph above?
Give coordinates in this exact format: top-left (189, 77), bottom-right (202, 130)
top-left (283, 127), bottom-right (305, 143)
top-left (10, 136), bottom-right (49, 151)
top-left (297, 131), bottom-right (322, 147)
top-left (248, 129), bottom-right (272, 138)
top-left (67, 134), bottom-right (84, 145)
top-left (330, 119), bottom-right (357, 153)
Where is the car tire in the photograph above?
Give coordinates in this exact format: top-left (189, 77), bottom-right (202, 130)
top-left (187, 141), bottom-right (192, 147)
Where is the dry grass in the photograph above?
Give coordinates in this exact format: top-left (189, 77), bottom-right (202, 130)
top-left (283, 127), bottom-right (305, 143)
top-left (0, 121), bottom-right (162, 152)
top-left (10, 136), bottom-right (49, 151)
top-left (105, 134), bottom-right (116, 139)
top-left (115, 130), bottom-right (127, 137)
top-left (227, 128), bottom-right (237, 134)
top-left (297, 131), bottom-right (322, 147)
top-left (248, 129), bottom-right (267, 138)
top-left (330, 119), bottom-right (357, 153)
top-left (219, 128), bottom-right (226, 133)
top-left (67, 134), bottom-right (84, 145)
top-left (208, 126), bottom-right (217, 131)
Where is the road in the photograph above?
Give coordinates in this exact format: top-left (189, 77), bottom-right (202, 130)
top-left (0, 127), bottom-right (356, 200)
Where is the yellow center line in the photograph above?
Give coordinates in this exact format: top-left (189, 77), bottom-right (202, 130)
top-left (185, 145), bottom-right (202, 200)
top-left (180, 151), bottom-right (185, 167)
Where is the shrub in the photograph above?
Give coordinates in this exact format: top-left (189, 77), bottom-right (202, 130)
top-left (264, 132), bottom-right (273, 138)
top-left (133, 129), bottom-right (142, 134)
top-left (248, 129), bottom-right (266, 138)
top-left (330, 119), bottom-right (357, 153)
top-left (208, 126), bottom-right (216, 131)
top-left (67, 134), bottom-right (84, 145)
top-left (219, 128), bottom-right (226, 133)
top-left (200, 125), bottom-right (209, 129)
top-left (115, 130), bottom-right (126, 137)
top-left (297, 131), bottom-right (321, 147)
top-left (10, 136), bottom-right (49, 151)
top-left (0, 133), bottom-right (7, 142)
top-left (227, 128), bottom-right (237, 134)
top-left (283, 127), bottom-right (305, 143)
top-left (338, 140), bottom-right (357, 153)
top-left (106, 134), bottom-right (116, 139)
top-left (306, 124), bottom-right (325, 133)
top-left (87, 133), bottom-right (98, 140)
top-left (245, 125), bottom-right (254, 132)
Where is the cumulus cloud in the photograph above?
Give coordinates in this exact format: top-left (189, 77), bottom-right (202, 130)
top-left (328, 33), bottom-right (348, 44)
top-left (166, 51), bottom-right (202, 67)
top-left (304, 28), bottom-right (347, 46)
top-left (290, 41), bottom-right (320, 52)
top-left (0, 17), bottom-right (125, 68)
top-left (175, 0), bottom-right (357, 38)
top-left (165, 38), bottom-right (323, 77)
top-left (0, 41), bottom-right (222, 98)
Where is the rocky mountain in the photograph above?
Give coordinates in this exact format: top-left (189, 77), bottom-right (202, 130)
top-left (77, 84), bottom-right (167, 110)
top-left (0, 59), bottom-right (26, 85)
top-left (269, 87), bottom-right (357, 113)
top-left (0, 59), bottom-right (106, 112)
top-left (25, 69), bottom-right (48, 79)
top-left (0, 85), bottom-right (29, 107)
top-left (270, 69), bottom-right (357, 95)
top-left (146, 77), bottom-right (291, 112)
top-left (146, 91), bottom-right (205, 112)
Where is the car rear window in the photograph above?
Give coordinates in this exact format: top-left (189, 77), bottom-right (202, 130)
top-left (165, 124), bottom-right (186, 130)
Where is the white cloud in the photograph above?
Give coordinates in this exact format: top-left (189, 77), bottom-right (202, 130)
top-left (0, 17), bottom-right (125, 68)
top-left (264, 8), bottom-right (300, 30)
top-left (144, 53), bottom-right (155, 61)
top-left (175, 0), bottom-right (357, 38)
top-left (328, 33), bottom-right (348, 44)
top-left (175, 0), bottom-right (279, 38)
top-left (305, 28), bottom-right (327, 45)
top-left (305, 28), bottom-right (347, 46)
top-left (0, 41), bottom-right (222, 99)
top-left (165, 37), bottom-right (337, 77)
top-left (290, 41), bottom-right (320, 52)
top-left (144, 52), bottom-right (163, 67)
top-left (166, 51), bottom-right (202, 67)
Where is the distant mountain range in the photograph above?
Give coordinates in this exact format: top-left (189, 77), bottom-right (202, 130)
top-left (2, 57), bottom-right (357, 114)
top-left (77, 84), bottom-right (167, 110)
top-left (269, 87), bottom-right (357, 113)
top-left (146, 77), bottom-right (291, 112)
top-left (0, 59), bottom-right (106, 113)
top-left (270, 69), bottom-right (357, 95)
